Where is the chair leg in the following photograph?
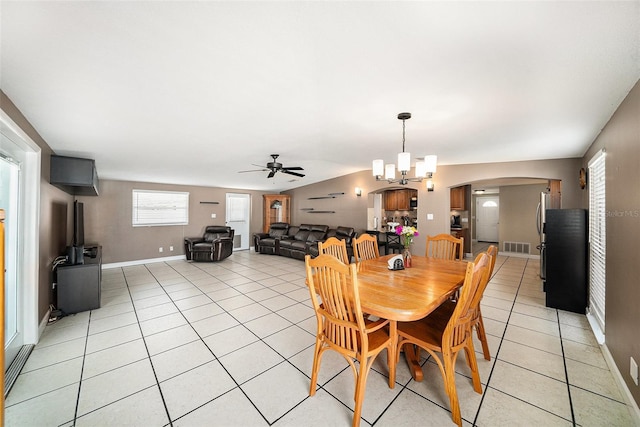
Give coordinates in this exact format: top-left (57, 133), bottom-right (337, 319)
top-left (463, 339), bottom-right (482, 394)
top-left (475, 310), bottom-right (491, 361)
top-left (353, 356), bottom-right (374, 427)
top-left (443, 353), bottom-right (462, 427)
top-left (309, 339), bottom-right (324, 396)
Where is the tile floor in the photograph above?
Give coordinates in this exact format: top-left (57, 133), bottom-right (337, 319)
top-left (5, 250), bottom-right (638, 426)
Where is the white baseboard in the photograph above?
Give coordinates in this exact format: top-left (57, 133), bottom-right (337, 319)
top-left (103, 255), bottom-right (185, 269)
top-left (601, 343), bottom-right (640, 424)
top-left (37, 309), bottom-right (49, 340)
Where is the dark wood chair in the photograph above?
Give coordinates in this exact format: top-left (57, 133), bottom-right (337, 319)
top-left (386, 231), bottom-right (403, 254)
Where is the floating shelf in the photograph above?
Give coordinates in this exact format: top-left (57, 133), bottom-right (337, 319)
top-left (309, 210), bottom-right (335, 214)
top-left (199, 201), bottom-right (219, 204)
top-left (308, 192), bottom-right (345, 200)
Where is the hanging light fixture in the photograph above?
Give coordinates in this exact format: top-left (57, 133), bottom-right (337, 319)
top-left (372, 112), bottom-right (437, 186)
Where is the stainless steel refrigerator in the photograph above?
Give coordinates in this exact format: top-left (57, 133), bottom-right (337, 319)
top-left (536, 192), bottom-right (550, 282)
top-left (542, 208), bottom-right (588, 313)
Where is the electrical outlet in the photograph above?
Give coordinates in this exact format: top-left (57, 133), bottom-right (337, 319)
top-left (169, 246), bottom-right (174, 251)
top-left (159, 247), bottom-right (163, 253)
top-left (211, 213), bottom-right (217, 218)
top-left (631, 357), bottom-right (639, 386)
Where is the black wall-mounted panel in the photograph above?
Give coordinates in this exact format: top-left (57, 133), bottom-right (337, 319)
top-left (50, 155), bottom-right (99, 196)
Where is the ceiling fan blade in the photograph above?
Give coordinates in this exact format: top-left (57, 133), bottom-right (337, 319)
top-left (238, 169), bottom-right (268, 173)
top-left (281, 166), bottom-right (304, 171)
top-left (267, 170), bottom-right (276, 178)
top-left (282, 170), bottom-right (305, 177)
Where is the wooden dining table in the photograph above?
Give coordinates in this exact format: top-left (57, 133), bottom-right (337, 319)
top-left (355, 254), bottom-right (468, 382)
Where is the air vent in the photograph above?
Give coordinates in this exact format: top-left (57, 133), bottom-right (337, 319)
top-left (503, 241), bottom-right (531, 254)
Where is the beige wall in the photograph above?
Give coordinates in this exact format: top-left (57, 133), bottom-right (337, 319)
top-left (497, 184), bottom-right (548, 252)
top-left (285, 158), bottom-right (582, 256)
top-left (78, 180), bottom-right (271, 264)
top-left (581, 79), bottom-right (640, 406)
top-left (1, 91), bottom-right (73, 323)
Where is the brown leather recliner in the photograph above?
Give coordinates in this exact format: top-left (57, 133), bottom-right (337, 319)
top-left (254, 222), bottom-right (289, 255)
top-left (184, 226), bottom-right (235, 262)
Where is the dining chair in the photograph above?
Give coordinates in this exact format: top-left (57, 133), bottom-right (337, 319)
top-left (318, 236), bottom-right (350, 264)
top-left (353, 233), bottom-right (380, 262)
top-left (385, 231), bottom-right (403, 254)
top-left (305, 254), bottom-right (395, 427)
top-left (428, 245), bottom-right (498, 363)
top-left (365, 230), bottom-right (386, 255)
top-left (426, 233), bottom-right (464, 260)
top-left (396, 252), bottom-right (490, 426)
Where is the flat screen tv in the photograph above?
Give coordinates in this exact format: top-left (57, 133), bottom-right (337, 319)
top-left (73, 200), bottom-right (84, 247)
top-left (67, 200), bottom-right (85, 264)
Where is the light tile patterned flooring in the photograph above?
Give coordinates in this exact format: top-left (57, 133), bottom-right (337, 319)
top-left (5, 250), bottom-right (638, 426)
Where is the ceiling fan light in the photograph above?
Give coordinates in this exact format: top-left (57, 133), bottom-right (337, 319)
top-left (372, 159), bottom-right (384, 177)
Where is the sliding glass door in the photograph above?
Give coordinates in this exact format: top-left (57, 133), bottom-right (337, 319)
top-left (0, 154), bottom-right (21, 367)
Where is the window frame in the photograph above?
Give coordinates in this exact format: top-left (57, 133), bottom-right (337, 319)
top-left (132, 189), bottom-right (189, 227)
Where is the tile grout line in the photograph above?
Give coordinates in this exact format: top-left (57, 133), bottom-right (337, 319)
top-left (556, 310), bottom-right (577, 426)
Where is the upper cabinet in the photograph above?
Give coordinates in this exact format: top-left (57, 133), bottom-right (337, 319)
top-left (384, 189), bottom-right (417, 211)
top-left (450, 185), bottom-right (470, 210)
top-left (263, 194), bottom-right (290, 232)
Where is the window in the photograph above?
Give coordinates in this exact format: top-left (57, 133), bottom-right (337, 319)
top-left (588, 149), bottom-right (606, 336)
top-left (132, 189), bottom-right (189, 226)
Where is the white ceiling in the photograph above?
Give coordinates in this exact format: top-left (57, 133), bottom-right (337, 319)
top-left (2, 1), bottom-right (639, 191)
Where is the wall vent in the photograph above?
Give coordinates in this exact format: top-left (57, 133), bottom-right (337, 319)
top-left (503, 241), bottom-right (531, 254)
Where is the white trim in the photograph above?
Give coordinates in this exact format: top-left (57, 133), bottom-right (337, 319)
top-left (601, 343), bottom-right (640, 424)
top-left (0, 109), bottom-right (41, 346)
top-left (586, 310), bottom-right (605, 345)
top-left (102, 255), bottom-right (186, 269)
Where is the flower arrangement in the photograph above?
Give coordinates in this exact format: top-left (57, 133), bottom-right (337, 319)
top-left (395, 225), bottom-right (419, 248)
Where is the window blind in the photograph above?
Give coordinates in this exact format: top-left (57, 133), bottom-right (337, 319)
top-left (588, 150), bottom-right (606, 333)
top-left (132, 189), bottom-right (189, 226)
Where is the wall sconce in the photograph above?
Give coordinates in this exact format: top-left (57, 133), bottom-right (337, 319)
top-left (426, 180), bottom-right (435, 192)
top-left (355, 187), bottom-right (362, 197)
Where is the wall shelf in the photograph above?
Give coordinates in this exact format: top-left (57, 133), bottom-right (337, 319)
top-left (308, 192), bottom-right (344, 200)
top-left (199, 201), bottom-right (219, 205)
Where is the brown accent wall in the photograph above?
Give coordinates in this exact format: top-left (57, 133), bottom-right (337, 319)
top-left (77, 180), bottom-right (270, 264)
top-left (1, 91), bottom-right (73, 323)
top-left (582, 79), bottom-right (640, 406)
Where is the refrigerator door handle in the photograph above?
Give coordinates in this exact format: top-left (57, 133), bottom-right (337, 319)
top-left (536, 202), bottom-right (541, 235)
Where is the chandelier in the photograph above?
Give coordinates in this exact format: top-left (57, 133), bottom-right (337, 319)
top-left (372, 112), bottom-right (437, 187)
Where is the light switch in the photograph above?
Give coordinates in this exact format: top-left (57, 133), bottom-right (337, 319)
top-left (427, 214), bottom-right (434, 220)
top-left (211, 213), bottom-right (216, 218)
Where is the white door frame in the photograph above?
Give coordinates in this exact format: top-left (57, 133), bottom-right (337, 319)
top-left (1, 109), bottom-right (41, 366)
top-left (225, 193), bottom-right (251, 250)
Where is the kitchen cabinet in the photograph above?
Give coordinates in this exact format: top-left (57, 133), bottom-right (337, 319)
top-left (450, 228), bottom-right (471, 255)
top-left (450, 185), bottom-right (470, 210)
top-left (384, 189), bottom-right (416, 211)
top-left (263, 194), bottom-right (290, 233)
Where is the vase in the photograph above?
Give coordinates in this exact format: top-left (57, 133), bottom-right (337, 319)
top-left (403, 247), bottom-right (412, 268)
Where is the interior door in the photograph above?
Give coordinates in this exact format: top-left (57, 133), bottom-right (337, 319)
top-left (476, 196), bottom-right (499, 242)
top-left (226, 193), bottom-right (251, 250)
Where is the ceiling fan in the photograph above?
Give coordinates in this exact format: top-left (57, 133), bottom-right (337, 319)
top-left (238, 154), bottom-right (305, 178)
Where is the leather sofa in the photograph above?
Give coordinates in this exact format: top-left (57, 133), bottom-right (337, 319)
top-left (184, 225), bottom-right (235, 262)
top-left (255, 223), bottom-right (357, 261)
top-left (254, 222), bottom-right (289, 254)
top-left (278, 224), bottom-right (330, 260)
top-left (307, 226), bottom-right (357, 260)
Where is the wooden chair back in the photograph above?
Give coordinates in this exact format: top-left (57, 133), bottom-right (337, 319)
top-left (306, 254), bottom-right (365, 353)
top-left (305, 254), bottom-right (394, 427)
top-left (353, 233), bottom-right (380, 262)
top-left (318, 236), bottom-right (349, 264)
top-left (426, 233), bottom-right (464, 260)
